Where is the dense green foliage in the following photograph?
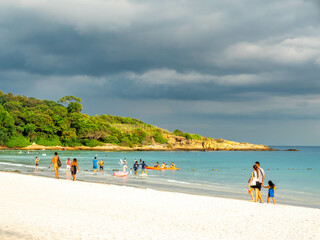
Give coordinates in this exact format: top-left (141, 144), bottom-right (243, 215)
top-left (0, 91), bottom-right (173, 148)
top-left (174, 129), bottom-right (203, 141)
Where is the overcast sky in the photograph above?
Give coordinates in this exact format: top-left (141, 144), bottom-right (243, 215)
top-left (1, 0), bottom-right (320, 145)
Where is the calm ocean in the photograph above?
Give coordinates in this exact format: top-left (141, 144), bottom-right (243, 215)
top-left (0, 146), bottom-right (319, 208)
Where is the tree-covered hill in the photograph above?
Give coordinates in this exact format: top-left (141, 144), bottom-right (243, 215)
top-left (0, 91), bottom-right (204, 148)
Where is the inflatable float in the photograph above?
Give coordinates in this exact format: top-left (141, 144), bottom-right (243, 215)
top-left (113, 171), bottom-right (128, 177)
top-left (145, 166), bottom-right (180, 170)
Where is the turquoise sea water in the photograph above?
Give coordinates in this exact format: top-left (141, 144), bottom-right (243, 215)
top-left (0, 146), bottom-right (319, 208)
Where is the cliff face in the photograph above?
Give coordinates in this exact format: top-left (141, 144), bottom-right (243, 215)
top-left (163, 134), bottom-right (271, 151)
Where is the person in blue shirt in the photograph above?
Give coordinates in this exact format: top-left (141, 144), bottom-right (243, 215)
top-left (141, 161), bottom-right (147, 174)
top-left (263, 180), bottom-right (276, 205)
top-left (133, 160), bottom-right (139, 175)
top-left (92, 157), bottom-right (98, 173)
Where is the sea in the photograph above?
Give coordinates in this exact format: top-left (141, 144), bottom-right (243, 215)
top-left (0, 146), bottom-right (319, 208)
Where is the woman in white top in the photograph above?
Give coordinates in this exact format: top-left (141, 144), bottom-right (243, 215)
top-left (248, 165), bottom-right (259, 202)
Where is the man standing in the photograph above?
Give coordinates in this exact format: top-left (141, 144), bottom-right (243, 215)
top-left (255, 161), bottom-right (265, 203)
top-left (93, 157), bottom-right (98, 173)
top-left (49, 152), bottom-right (60, 179)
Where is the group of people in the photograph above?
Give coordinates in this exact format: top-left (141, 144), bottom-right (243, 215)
top-left (248, 161), bottom-right (276, 204)
top-left (154, 162), bottom-right (176, 168)
top-left (121, 158), bottom-right (147, 175)
top-left (48, 152), bottom-right (80, 181)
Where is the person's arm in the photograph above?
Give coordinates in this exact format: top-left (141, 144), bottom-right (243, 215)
top-left (76, 163), bottom-right (80, 172)
top-left (49, 158), bottom-right (54, 167)
top-left (248, 173), bottom-right (253, 187)
top-left (262, 185), bottom-right (268, 188)
top-left (262, 174), bottom-right (265, 184)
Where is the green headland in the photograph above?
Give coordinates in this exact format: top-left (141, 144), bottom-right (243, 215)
top-left (0, 91), bottom-right (271, 151)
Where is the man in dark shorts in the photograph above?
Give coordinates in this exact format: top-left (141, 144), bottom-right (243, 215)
top-left (255, 161), bottom-right (265, 203)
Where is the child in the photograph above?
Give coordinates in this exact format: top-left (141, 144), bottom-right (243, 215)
top-left (263, 181), bottom-right (276, 205)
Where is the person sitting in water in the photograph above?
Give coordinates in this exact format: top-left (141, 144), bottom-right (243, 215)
top-left (161, 162), bottom-right (166, 168)
top-left (170, 162), bottom-right (176, 168)
top-left (154, 162), bottom-right (160, 168)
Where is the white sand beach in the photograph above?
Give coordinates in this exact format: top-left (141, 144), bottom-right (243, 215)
top-left (0, 172), bottom-right (319, 240)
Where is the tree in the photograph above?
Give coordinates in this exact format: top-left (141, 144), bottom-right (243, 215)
top-left (58, 96), bottom-right (82, 105)
top-left (67, 102), bottom-right (83, 113)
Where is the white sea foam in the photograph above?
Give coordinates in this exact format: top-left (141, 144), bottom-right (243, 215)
top-left (167, 179), bottom-right (190, 184)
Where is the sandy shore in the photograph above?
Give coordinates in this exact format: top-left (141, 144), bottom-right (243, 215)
top-left (0, 172), bottom-right (319, 240)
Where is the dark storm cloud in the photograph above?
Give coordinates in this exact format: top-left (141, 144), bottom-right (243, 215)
top-left (0, 0), bottom-right (320, 144)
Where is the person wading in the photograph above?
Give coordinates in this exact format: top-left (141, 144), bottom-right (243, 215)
top-left (49, 152), bottom-right (61, 179)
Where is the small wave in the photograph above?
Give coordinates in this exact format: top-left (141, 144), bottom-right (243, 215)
top-left (0, 162), bottom-right (25, 167)
top-left (167, 179), bottom-right (190, 185)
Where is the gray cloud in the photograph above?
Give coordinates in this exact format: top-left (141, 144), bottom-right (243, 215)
top-left (0, 0), bottom-right (320, 145)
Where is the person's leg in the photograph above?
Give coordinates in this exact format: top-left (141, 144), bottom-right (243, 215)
top-left (258, 189), bottom-right (263, 203)
top-left (255, 189), bottom-right (259, 202)
top-left (272, 197), bottom-right (275, 205)
top-left (267, 196), bottom-right (270, 204)
top-left (72, 174), bottom-right (75, 181)
top-left (249, 190), bottom-right (254, 201)
top-left (55, 168), bottom-right (59, 179)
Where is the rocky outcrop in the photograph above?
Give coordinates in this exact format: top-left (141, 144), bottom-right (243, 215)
top-left (163, 135), bottom-right (271, 151)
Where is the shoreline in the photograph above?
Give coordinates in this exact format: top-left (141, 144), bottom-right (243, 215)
top-left (0, 171), bottom-right (319, 240)
top-left (0, 143), bottom-right (274, 151)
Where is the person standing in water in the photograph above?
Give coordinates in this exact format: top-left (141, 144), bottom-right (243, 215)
top-left (133, 160), bottom-right (139, 175)
top-left (141, 161), bottom-right (147, 174)
top-left (66, 158), bottom-right (71, 173)
top-left (99, 159), bottom-right (104, 171)
top-left (93, 157), bottom-right (98, 173)
top-left (70, 158), bottom-right (80, 181)
top-left (49, 152), bottom-right (60, 179)
top-left (35, 157), bottom-right (40, 172)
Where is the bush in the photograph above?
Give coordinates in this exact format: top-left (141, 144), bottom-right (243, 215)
top-left (173, 129), bottom-right (184, 136)
top-left (82, 139), bottom-right (104, 147)
top-left (154, 131), bottom-right (168, 144)
top-left (191, 134), bottom-right (203, 141)
top-left (6, 136), bottom-right (30, 148)
top-left (62, 138), bottom-right (82, 147)
top-left (0, 128), bottom-right (9, 146)
top-left (184, 132), bottom-right (192, 140)
top-left (36, 136), bottom-right (62, 146)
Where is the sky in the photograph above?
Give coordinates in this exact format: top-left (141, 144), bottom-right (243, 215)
top-left (1, 0), bottom-right (320, 146)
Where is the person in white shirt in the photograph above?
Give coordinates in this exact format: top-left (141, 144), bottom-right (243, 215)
top-left (255, 161), bottom-right (265, 203)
